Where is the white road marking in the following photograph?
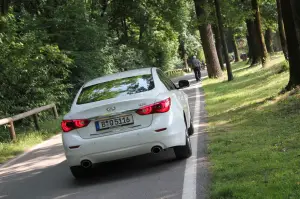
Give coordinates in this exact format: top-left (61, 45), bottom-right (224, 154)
top-left (181, 84), bottom-right (201, 199)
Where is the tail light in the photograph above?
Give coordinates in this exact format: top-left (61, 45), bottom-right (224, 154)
top-left (136, 98), bottom-right (171, 115)
top-left (61, 119), bottom-right (90, 132)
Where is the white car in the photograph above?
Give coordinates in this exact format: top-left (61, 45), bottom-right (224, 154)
top-left (61, 68), bottom-right (194, 178)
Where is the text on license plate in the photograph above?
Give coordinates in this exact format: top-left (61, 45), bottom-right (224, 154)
top-left (95, 115), bottom-right (134, 131)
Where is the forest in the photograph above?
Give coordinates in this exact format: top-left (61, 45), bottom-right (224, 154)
top-left (1, 0), bottom-right (299, 117)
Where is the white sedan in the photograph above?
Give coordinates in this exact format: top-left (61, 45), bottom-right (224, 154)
top-left (61, 68), bottom-right (194, 178)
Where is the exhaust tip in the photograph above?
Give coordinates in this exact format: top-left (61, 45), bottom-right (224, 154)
top-left (81, 160), bottom-right (92, 169)
top-left (151, 146), bottom-right (162, 154)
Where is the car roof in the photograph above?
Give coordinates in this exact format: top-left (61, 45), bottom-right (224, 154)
top-left (83, 67), bottom-right (155, 87)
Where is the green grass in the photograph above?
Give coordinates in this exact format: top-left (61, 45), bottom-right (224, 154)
top-left (0, 117), bottom-right (62, 163)
top-left (202, 56), bottom-right (300, 199)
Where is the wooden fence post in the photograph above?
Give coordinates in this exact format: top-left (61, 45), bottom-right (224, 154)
top-left (52, 105), bottom-right (58, 119)
top-left (8, 121), bottom-right (16, 141)
top-left (33, 114), bottom-right (40, 131)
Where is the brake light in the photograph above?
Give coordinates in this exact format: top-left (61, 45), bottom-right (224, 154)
top-left (61, 119), bottom-right (90, 132)
top-left (136, 98), bottom-right (171, 115)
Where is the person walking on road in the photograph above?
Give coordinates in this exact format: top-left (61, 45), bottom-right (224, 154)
top-left (191, 55), bottom-right (201, 82)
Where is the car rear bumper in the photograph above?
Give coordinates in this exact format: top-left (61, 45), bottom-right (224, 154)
top-left (62, 113), bottom-right (186, 167)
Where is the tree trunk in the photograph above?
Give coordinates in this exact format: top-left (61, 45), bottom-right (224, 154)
top-left (213, 25), bottom-right (225, 71)
top-left (252, 0), bottom-right (269, 66)
top-left (179, 39), bottom-right (189, 70)
top-left (276, 0), bottom-right (288, 59)
top-left (265, 28), bottom-right (274, 53)
top-left (280, 0), bottom-right (300, 90)
top-left (139, 24), bottom-right (145, 44)
top-left (290, 0), bottom-right (300, 45)
top-left (214, 0), bottom-right (233, 80)
top-left (194, 0), bottom-right (223, 78)
top-left (246, 35), bottom-right (253, 63)
top-left (101, 0), bottom-right (109, 16)
top-left (272, 31), bottom-right (282, 52)
top-left (246, 20), bottom-right (260, 66)
top-left (230, 31), bottom-right (241, 62)
top-left (0, 0), bottom-right (9, 15)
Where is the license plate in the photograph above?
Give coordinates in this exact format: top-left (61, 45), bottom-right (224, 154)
top-left (95, 115), bottom-right (134, 131)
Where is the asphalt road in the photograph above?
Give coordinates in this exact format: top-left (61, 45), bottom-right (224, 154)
top-left (0, 70), bottom-right (209, 199)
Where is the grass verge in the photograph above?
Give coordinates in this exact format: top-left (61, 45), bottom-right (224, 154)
top-left (0, 117), bottom-right (62, 164)
top-left (202, 56), bottom-right (300, 198)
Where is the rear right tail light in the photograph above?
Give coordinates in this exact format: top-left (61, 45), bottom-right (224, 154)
top-left (61, 119), bottom-right (90, 132)
top-left (136, 98), bottom-right (171, 115)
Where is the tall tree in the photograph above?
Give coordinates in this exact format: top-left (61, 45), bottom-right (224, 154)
top-left (246, 34), bottom-right (253, 63)
top-left (213, 25), bottom-right (225, 71)
top-left (229, 29), bottom-right (241, 62)
top-left (214, 0), bottom-right (233, 81)
top-left (179, 39), bottom-right (189, 70)
top-left (280, 0), bottom-right (300, 90)
top-left (290, 0), bottom-right (300, 44)
top-left (275, 0), bottom-right (288, 59)
top-left (0, 0), bottom-right (9, 15)
top-left (194, 0), bottom-right (223, 78)
top-left (264, 28), bottom-right (274, 53)
top-left (251, 0), bottom-right (269, 66)
top-left (246, 20), bottom-right (260, 65)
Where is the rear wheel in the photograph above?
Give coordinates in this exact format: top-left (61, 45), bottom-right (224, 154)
top-left (70, 166), bottom-right (89, 179)
top-left (174, 134), bottom-right (192, 159)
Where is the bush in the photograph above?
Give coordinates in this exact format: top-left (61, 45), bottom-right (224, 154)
top-left (0, 13), bottom-right (72, 117)
top-left (277, 61), bottom-right (289, 74)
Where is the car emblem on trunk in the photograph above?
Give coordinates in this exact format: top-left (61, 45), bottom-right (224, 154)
top-left (106, 107), bottom-right (116, 112)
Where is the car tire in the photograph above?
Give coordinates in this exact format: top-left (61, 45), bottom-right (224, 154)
top-left (70, 166), bottom-right (89, 179)
top-left (188, 121), bottom-right (194, 136)
top-left (174, 134), bottom-right (192, 159)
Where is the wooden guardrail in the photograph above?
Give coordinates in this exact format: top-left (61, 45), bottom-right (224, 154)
top-left (0, 104), bottom-right (58, 141)
top-left (165, 68), bottom-right (192, 77)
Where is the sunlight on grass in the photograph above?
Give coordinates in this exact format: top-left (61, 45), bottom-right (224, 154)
top-left (203, 56), bottom-right (300, 198)
top-left (0, 117), bottom-right (62, 163)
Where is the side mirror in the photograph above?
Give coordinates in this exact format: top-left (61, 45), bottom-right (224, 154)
top-left (178, 80), bottom-right (190, 89)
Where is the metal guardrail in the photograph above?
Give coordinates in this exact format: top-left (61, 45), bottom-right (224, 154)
top-left (0, 104), bottom-right (58, 141)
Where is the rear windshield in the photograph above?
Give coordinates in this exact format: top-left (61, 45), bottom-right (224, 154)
top-left (76, 74), bottom-right (155, 104)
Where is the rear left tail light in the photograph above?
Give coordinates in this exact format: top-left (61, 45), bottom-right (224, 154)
top-left (136, 98), bottom-right (171, 115)
top-left (61, 119), bottom-right (90, 132)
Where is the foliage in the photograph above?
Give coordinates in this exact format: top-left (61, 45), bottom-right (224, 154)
top-left (0, 0), bottom-right (202, 116)
top-left (0, 12), bottom-right (72, 117)
top-left (260, 0), bottom-right (278, 30)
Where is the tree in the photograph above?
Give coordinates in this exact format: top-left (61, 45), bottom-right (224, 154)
top-left (290, 0), bottom-right (300, 45)
top-left (213, 25), bottom-right (225, 71)
top-left (214, 0), bottom-right (233, 81)
top-left (264, 28), bottom-right (274, 53)
top-left (280, 0), bottom-right (300, 90)
top-left (260, 0), bottom-right (277, 54)
top-left (229, 29), bottom-right (241, 62)
top-left (276, 0), bottom-right (288, 59)
top-left (179, 39), bottom-right (189, 70)
top-left (0, 0), bottom-right (9, 15)
top-left (194, 0), bottom-right (223, 78)
top-left (246, 19), bottom-right (261, 65)
top-left (251, 0), bottom-right (269, 66)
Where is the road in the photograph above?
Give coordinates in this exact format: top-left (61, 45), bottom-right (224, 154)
top-left (0, 70), bottom-right (209, 199)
